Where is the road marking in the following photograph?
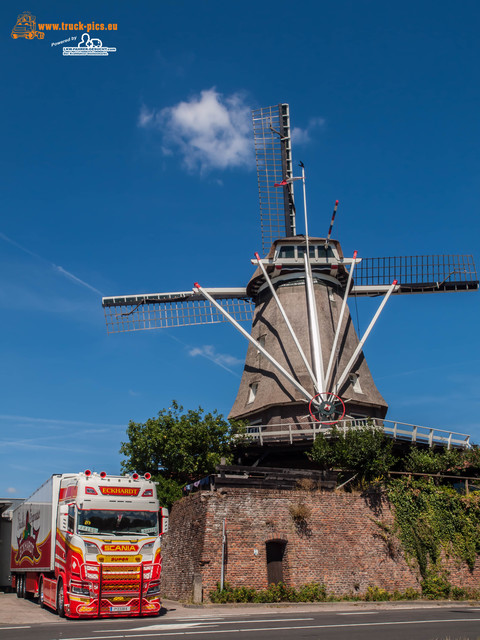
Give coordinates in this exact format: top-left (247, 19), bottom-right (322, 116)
top-left (131, 624), bottom-right (214, 631)
top-left (56, 617), bottom-right (480, 639)
top-left (0, 626), bottom-right (32, 630)
top-left (95, 617), bottom-right (314, 633)
top-left (129, 617), bottom-right (314, 630)
top-left (338, 611), bottom-right (378, 615)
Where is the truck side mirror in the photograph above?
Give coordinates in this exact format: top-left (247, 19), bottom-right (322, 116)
top-left (160, 508), bottom-right (169, 534)
top-left (58, 505), bottom-right (69, 532)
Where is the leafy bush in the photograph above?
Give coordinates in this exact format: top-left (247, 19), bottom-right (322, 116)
top-left (310, 424), bottom-right (395, 483)
top-left (209, 582), bottom-right (327, 603)
top-left (208, 581), bottom-right (476, 603)
top-left (403, 448), bottom-right (462, 475)
top-left (420, 572), bottom-right (451, 599)
top-left (450, 586), bottom-right (467, 600)
top-left (296, 583), bottom-right (327, 602)
top-left (364, 586), bottom-right (391, 601)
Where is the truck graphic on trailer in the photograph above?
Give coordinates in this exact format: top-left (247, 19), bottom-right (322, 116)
top-left (11, 12), bottom-right (45, 40)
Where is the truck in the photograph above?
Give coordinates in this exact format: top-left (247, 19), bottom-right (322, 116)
top-left (11, 12), bottom-right (45, 40)
top-left (10, 471), bottom-right (168, 618)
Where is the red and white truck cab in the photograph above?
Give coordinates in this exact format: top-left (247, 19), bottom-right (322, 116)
top-left (10, 471), bottom-right (168, 618)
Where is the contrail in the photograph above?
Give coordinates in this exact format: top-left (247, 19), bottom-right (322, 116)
top-left (0, 232), bottom-right (43, 260)
top-left (55, 266), bottom-right (103, 295)
top-left (0, 231), bottom-right (103, 296)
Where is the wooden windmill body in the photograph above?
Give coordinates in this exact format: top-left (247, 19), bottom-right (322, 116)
top-left (102, 104), bottom-right (478, 430)
top-left (229, 236), bottom-right (388, 426)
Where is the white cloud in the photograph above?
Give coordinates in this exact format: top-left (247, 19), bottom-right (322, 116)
top-left (188, 344), bottom-right (242, 374)
top-left (291, 117), bottom-right (326, 145)
top-left (139, 89), bottom-right (254, 172)
top-left (6, 487), bottom-right (17, 494)
top-left (138, 105), bottom-right (154, 127)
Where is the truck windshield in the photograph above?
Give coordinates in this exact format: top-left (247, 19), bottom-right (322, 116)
top-left (77, 510), bottom-right (158, 536)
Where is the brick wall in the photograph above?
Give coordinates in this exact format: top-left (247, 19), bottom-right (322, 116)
top-left (160, 487), bottom-right (480, 601)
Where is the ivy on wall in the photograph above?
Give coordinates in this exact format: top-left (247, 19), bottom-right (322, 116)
top-left (387, 478), bottom-right (480, 578)
top-left (309, 424), bottom-right (480, 590)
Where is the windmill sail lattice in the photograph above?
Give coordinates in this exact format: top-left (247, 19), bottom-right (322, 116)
top-left (353, 254), bottom-right (477, 293)
top-left (252, 104), bottom-right (296, 255)
top-left (103, 254), bottom-right (477, 333)
top-left (103, 290), bottom-right (254, 333)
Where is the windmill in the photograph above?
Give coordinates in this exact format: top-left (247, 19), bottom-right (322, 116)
top-left (102, 104), bottom-right (478, 430)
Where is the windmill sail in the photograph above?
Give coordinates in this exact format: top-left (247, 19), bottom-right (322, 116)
top-left (102, 254), bottom-right (478, 333)
top-left (351, 254), bottom-right (478, 296)
top-left (102, 289), bottom-right (254, 334)
top-left (252, 104), bottom-right (296, 254)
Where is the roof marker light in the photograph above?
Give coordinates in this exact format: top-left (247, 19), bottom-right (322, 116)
top-left (100, 471), bottom-right (107, 478)
top-left (144, 473), bottom-right (151, 480)
top-left (132, 473), bottom-right (139, 480)
top-left (84, 469), bottom-right (92, 477)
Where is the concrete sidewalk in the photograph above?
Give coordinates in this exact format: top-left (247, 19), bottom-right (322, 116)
top-left (1, 592), bottom-right (479, 627)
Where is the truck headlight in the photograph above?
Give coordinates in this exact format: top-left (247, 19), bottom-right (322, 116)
top-left (71, 582), bottom-right (91, 596)
top-left (147, 581), bottom-right (160, 595)
top-left (85, 542), bottom-right (99, 555)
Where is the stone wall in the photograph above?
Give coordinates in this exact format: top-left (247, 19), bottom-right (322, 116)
top-left (160, 487), bottom-right (480, 602)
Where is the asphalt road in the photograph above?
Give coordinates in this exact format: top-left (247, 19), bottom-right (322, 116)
top-left (2, 595), bottom-right (480, 640)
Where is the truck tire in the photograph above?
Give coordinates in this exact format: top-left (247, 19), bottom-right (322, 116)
top-left (56, 579), bottom-right (65, 618)
top-left (38, 577), bottom-right (45, 608)
top-left (18, 574), bottom-right (26, 599)
top-left (15, 575), bottom-right (22, 598)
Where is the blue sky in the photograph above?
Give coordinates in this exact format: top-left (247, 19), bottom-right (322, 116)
top-left (1, 0), bottom-right (479, 498)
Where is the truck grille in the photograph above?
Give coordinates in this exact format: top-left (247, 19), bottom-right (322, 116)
top-left (100, 565), bottom-right (142, 595)
top-left (77, 562), bottom-right (160, 617)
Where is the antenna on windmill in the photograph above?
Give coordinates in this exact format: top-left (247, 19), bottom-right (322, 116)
top-left (325, 200), bottom-right (339, 249)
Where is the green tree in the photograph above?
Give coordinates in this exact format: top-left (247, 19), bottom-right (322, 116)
top-left (119, 401), bottom-right (246, 508)
top-left (403, 447), bottom-right (463, 474)
top-left (309, 424), bottom-right (395, 483)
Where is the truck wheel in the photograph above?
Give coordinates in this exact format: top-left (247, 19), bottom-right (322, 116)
top-left (15, 575), bottom-right (22, 598)
top-left (19, 574), bottom-right (26, 599)
top-left (38, 577), bottom-right (45, 608)
top-left (56, 579), bottom-right (65, 618)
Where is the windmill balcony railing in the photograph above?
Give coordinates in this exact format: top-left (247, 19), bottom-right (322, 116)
top-left (246, 419), bottom-right (471, 450)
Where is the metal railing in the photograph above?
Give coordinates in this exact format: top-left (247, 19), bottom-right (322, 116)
top-left (246, 418), bottom-right (471, 449)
